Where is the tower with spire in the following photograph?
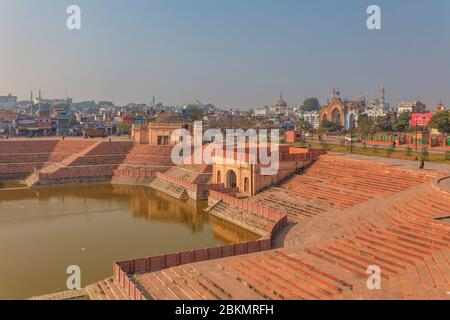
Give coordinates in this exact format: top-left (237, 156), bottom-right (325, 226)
top-left (331, 88), bottom-right (341, 99)
top-left (274, 92), bottom-right (288, 117)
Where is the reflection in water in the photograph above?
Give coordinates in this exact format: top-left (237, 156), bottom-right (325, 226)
top-left (209, 215), bottom-right (261, 244)
top-left (0, 184), bottom-right (258, 300)
top-left (114, 185), bottom-right (208, 234)
top-left (0, 180), bottom-right (27, 189)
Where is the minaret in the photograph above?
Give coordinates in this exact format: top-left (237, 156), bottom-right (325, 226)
top-left (30, 91), bottom-right (34, 115)
top-left (380, 86), bottom-right (385, 110)
top-left (38, 89), bottom-right (42, 114)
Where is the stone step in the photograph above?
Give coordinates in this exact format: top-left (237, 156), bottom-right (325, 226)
top-left (262, 251), bottom-right (348, 295)
top-left (219, 263), bottom-right (283, 300)
top-left (182, 266), bottom-right (232, 300)
top-left (208, 202), bottom-right (274, 236)
top-left (368, 229), bottom-right (438, 255)
top-left (139, 272), bottom-right (181, 300)
top-left (331, 240), bottom-right (408, 272)
top-left (323, 244), bottom-right (400, 277)
top-left (148, 177), bottom-right (188, 200)
top-left (222, 259), bottom-right (304, 300)
top-left (306, 247), bottom-right (380, 280)
top-left (165, 268), bottom-right (212, 300)
top-left (249, 255), bottom-right (333, 299)
top-left (347, 238), bottom-right (418, 266)
top-left (86, 278), bottom-right (128, 300)
top-left (195, 263), bottom-right (265, 300)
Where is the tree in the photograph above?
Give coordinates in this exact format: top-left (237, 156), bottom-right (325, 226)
top-left (357, 114), bottom-right (375, 135)
top-left (394, 111), bottom-right (412, 132)
top-left (98, 101), bottom-right (114, 107)
top-left (429, 110), bottom-right (450, 134)
top-left (301, 98), bottom-right (321, 112)
top-left (117, 122), bottom-right (131, 135)
top-left (320, 119), bottom-right (340, 132)
top-left (375, 112), bottom-right (395, 132)
top-left (185, 104), bottom-right (203, 121)
top-left (296, 117), bottom-right (313, 132)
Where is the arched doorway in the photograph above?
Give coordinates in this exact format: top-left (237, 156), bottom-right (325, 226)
top-left (216, 170), bottom-right (222, 184)
top-left (226, 170), bottom-right (237, 188)
top-left (348, 113), bottom-right (356, 129)
top-left (244, 177), bottom-right (249, 193)
top-left (331, 108), bottom-right (341, 126)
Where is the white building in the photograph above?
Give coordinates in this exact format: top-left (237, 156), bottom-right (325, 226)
top-left (363, 86), bottom-right (388, 118)
top-left (254, 106), bottom-right (269, 118)
top-left (397, 100), bottom-right (426, 114)
top-left (302, 111), bottom-right (320, 129)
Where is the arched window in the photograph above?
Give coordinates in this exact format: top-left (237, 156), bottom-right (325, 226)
top-left (331, 108), bottom-right (341, 125)
top-left (244, 177), bottom-right (249, 193)
top-left (226, 170), bottom-right (237, 188)
top-left (217, 170), bottom-right (221, 184)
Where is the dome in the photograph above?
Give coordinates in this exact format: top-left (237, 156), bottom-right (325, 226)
top-left (275, 99), bottom-right (287, 107)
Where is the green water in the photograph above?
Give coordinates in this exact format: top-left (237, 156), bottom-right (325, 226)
top-left (0, 184), bottom-right (258, 300)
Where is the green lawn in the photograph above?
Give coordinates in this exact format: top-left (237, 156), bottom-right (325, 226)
top-left (296, 141), bottom-right (450, 165)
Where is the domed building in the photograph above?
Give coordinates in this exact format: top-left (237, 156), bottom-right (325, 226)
top-left (275, 97), bottom-right (287, 108)
top-left (272, 93), bottom-right (289, 117)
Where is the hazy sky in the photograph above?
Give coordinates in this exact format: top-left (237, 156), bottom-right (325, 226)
top-left (1, 0), bottom-right (450, 109)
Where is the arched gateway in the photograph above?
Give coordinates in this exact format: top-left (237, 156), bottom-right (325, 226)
top-left (226, 170), bottom-right (237, 188)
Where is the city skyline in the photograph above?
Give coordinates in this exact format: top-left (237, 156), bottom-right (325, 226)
top-left (1, 0), bottom-right (450, 108)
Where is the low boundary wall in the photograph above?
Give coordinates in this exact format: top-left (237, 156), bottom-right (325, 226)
top-left (113, 238), bottom-right (272, 300)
